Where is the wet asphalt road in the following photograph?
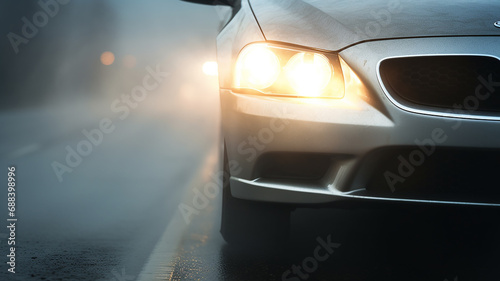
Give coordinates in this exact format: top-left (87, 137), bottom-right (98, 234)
top-left (2, 1), bottom-right (500, 281)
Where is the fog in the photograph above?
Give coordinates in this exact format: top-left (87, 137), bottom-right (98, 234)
top-left (0, 0), bottom-right (223, 107)
top-left (0, 1), bottom-right (224, 279)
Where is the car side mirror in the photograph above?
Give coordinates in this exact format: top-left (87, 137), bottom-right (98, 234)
top-left (181, 0), bottom-right (234, 6)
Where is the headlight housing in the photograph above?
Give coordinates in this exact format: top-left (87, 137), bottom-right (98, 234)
top-left (233, 43), bottom-right (345, 98)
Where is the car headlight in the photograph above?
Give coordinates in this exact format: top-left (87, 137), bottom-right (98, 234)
top-left (233, 43), bottom-right (345, 98)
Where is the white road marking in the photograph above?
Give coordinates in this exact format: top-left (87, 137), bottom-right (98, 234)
top-left (137, 146), bottom-right (219, 281)
top-left (136, 206), bottom-right (190, 280)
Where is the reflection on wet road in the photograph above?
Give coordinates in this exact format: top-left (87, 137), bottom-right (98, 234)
top-left (148, 182), bottom-right (500, 280)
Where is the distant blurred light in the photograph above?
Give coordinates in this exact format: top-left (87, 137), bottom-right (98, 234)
top-left (100, 51), bottom-right (115, 66)
top-left (123, 55), bottom-right (137, 69)
top-left (203, 61), bottom-right (218, 76)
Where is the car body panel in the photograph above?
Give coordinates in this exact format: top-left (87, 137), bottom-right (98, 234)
top-left (249, 0), bottom-right (500, 51)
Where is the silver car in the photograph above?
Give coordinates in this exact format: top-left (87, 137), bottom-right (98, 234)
top-left (183, 0), bottom-right (500, 244)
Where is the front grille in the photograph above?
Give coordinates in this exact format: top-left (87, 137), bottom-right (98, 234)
top-left (379, 56), bottom-right (500, 114)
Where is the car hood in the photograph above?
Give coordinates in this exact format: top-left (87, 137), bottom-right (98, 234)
top-left (248, 0), bottom-right (500, 51)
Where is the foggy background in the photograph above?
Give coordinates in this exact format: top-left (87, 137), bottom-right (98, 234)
top-left (0, 1), bottom-right (224, 279)
top-left (0, 0), bottom-right (222, 109)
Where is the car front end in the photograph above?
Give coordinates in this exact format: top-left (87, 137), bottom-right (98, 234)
top-left (219, 0), bottom-right (500, 207)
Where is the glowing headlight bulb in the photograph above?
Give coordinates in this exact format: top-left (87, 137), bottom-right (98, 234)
top-left (285, 52), bottom-right (333, 97)
top-left (234, 44), bottom-right (281, 90)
